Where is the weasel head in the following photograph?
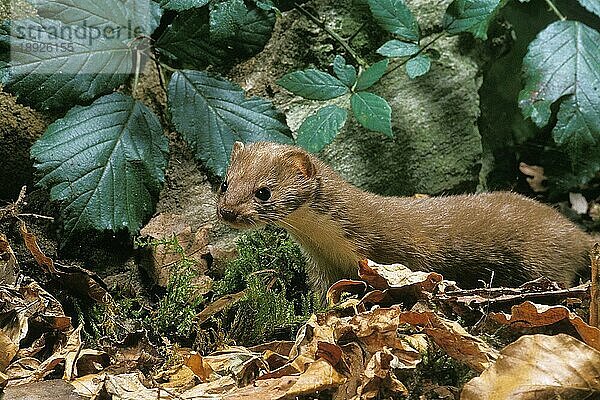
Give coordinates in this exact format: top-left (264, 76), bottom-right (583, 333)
top-left (216, 141), bottom-right (318, 228)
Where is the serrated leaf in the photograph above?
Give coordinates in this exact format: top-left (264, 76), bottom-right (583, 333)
top-left (443, 0), bottom-right (506, 40)
top-left (168, 70), bottom-right (292, 176)
top-left (578, 0), bottom-right (600, 18)
top-left (156, 6), bottom-right (274, 69)
top-left (210, 0), bottom-right (247, 40)
top-left (160, 0), bottom-right (210, 11)
top-left (355, 59), bottom-right (389, 91)
top-left (30, 93), bottom-right (168, 237)
top-left (377, 40), bottom-right (420, 57)
top-left (277, 69), bottom-right (348, 100)
top-left (518, 21), bottom-right (600, 157)
top-left (367, 0), bottom-right (419, 41)
top-left (333, 55), bottom-right (357, 88)
top-left (0, 18), bottom-right (134, 111)
top-left (405, 54), bottom-right (431, 78)
top-left (297, 105), bottom-right (348, 153)
top-left (351, 92), bottom-right (393, 137)
top-left (27, 0), bottom-right (162, 36)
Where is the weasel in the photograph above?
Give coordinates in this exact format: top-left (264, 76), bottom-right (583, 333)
top-left (216, 141), bottom-right (593, 294)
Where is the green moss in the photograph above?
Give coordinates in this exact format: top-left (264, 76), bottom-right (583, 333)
top-left (213, 226), bottom-right (320, 345)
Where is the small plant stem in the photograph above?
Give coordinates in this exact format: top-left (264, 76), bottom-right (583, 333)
top-left (383, 31), bottom-right (446, 78)
top-left (544, 0), bottom-right (566, 21)
top-left (294, 3), bottom-right (368, 67)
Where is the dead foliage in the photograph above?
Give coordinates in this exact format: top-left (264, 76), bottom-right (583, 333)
top-left (1, 220), bottom-right (599, 399)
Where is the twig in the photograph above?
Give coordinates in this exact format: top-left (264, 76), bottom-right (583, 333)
top-left (294, 3), bottom-right (368, 67)
top-left (17, 213), bottom-right (54, 221)
top-left (590, 243), bottom-right (599, 327)
top-left (544, 0), bottom-right (567, 21)
top-left (383, 31), bottom-right (446, 78)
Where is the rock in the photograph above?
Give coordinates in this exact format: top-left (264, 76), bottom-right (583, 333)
top-left (2, 379), bottom-right (85, 400)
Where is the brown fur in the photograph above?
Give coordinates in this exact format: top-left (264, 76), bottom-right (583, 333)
top-left (217, 142), bottom-right (594, 293)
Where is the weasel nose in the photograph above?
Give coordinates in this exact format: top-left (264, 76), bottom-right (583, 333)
top-left (219, 208), bottom-right (237, 223)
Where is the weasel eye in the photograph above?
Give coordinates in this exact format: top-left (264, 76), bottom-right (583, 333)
top-left (220, 180), bottom-right (228, 193)
top-left (255, 187), bottom-right (271, 201)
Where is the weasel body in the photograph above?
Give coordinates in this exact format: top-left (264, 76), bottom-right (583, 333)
top-left (217, 142), bottom-right (593, 293)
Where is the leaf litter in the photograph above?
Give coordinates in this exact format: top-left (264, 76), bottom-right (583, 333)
top-left (0, 219), bottom-right (599, 399)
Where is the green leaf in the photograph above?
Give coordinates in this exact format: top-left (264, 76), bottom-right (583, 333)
top-left (355, 59), bottom-right (389, 91)
top-left (277, 69), bottom-right (348, 100)
top-left (210, 0), bottom-right (248, 40)
top-left (405, 54), bottom-right (431, 78)
top-left (297, 105), bottom-right (348, 153)
top-left (518, 21), bottom-right (600, 157)
top-left (0, 18), bottom-right (133, 111)
top-left (351, 92), bottom-right (393, 137)
top-left (333, 55), bottom-right (357, 88)
top-left (377, 40), bottom-right (420, 57)
top-left (27, 0), bottom-right (162, 37)
top-left (168, 70), bottom-right (292, 177)
top-left (443, 0), bottom-right (506, 40)
top-left (367, 0), bottom-right (419, 41)
top-left (159, 0), bottom-right (210, 11)
top-left (156, 7), bottom-right (274, 69)
top-left (30, 93), bottom-right (168, 237)
top-left (577, 0), bottom-right (600, 18)
top-left (0, 0), bottom-right (162, 111)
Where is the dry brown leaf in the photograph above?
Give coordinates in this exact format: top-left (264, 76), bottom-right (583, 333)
top-left (248, 340), bottom-right (294, 358)
top-left (19, 223), bottom-right (111, 304)
top-left (180, 375), bottom-right (237, 399)
top-left (491, 301), bottom-right (600, 351)
top-left (316, 341), bottom-right (343, 366)
top-left (185, 353), bottom-right (217, 382)
top-left (0, 331), bottom-right (19, 371)
top-left (19, 221), bottom-right (57, 273)
top-left (0, 233), bottom-right (18, 285)
top-left (326, 279), bottom-right (368, 305)
top-left (0, 370), bottom-right (7, 388)
top-left (285, 358), bottom-right (347, 398)
top-left (461, 334), bottom-right (600, 400)
top-left (104, 372), bottom-right (174, 400)
top-left (519, 162), bottom-right (547, 192)
top-left (195, 290), bottom-right (246, 325)
top-left (201, 346), bottom-right (268, 386)
top-left (222, 376), bottom-right (298, 400)
top-left (358, 348), bottom-right (409, 400)
top-left (359, 260), bottom-right (442, 294)
top-left (4, 357), bottom-right (40, 385)
top-left (102, 330), bottom-right (162, 373)
top-left (288, 314), bottom-right (336, 373)
top-left (399, 309), bottom-right (498, 372)
top-left (160, 364), bottom-right (197, 392)
top-left (74, 349), bottom-right (110, 377)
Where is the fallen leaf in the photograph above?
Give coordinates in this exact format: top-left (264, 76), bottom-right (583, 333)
top-left (285, 358), bottom-right (346, 398)
top-left (326, 280), bottom-right (368, 305)
top-left (491, 301), bottom-right (600, 351)
top-left (185, 353), bottom-right (216, 382)
top-left (0, 234), bottom-right (18, 285)
top-left (461, 334), bottom-right (600, 399)
top-left (399, 308), bottom-right (498, 372)
top-left (359, 260), bottom-right (442, 295)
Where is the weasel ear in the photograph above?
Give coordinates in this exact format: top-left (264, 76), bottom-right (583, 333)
top-left (230, 141), bottom-right (245, 161)
top-left (286, 150), bottom-right (316, 179)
